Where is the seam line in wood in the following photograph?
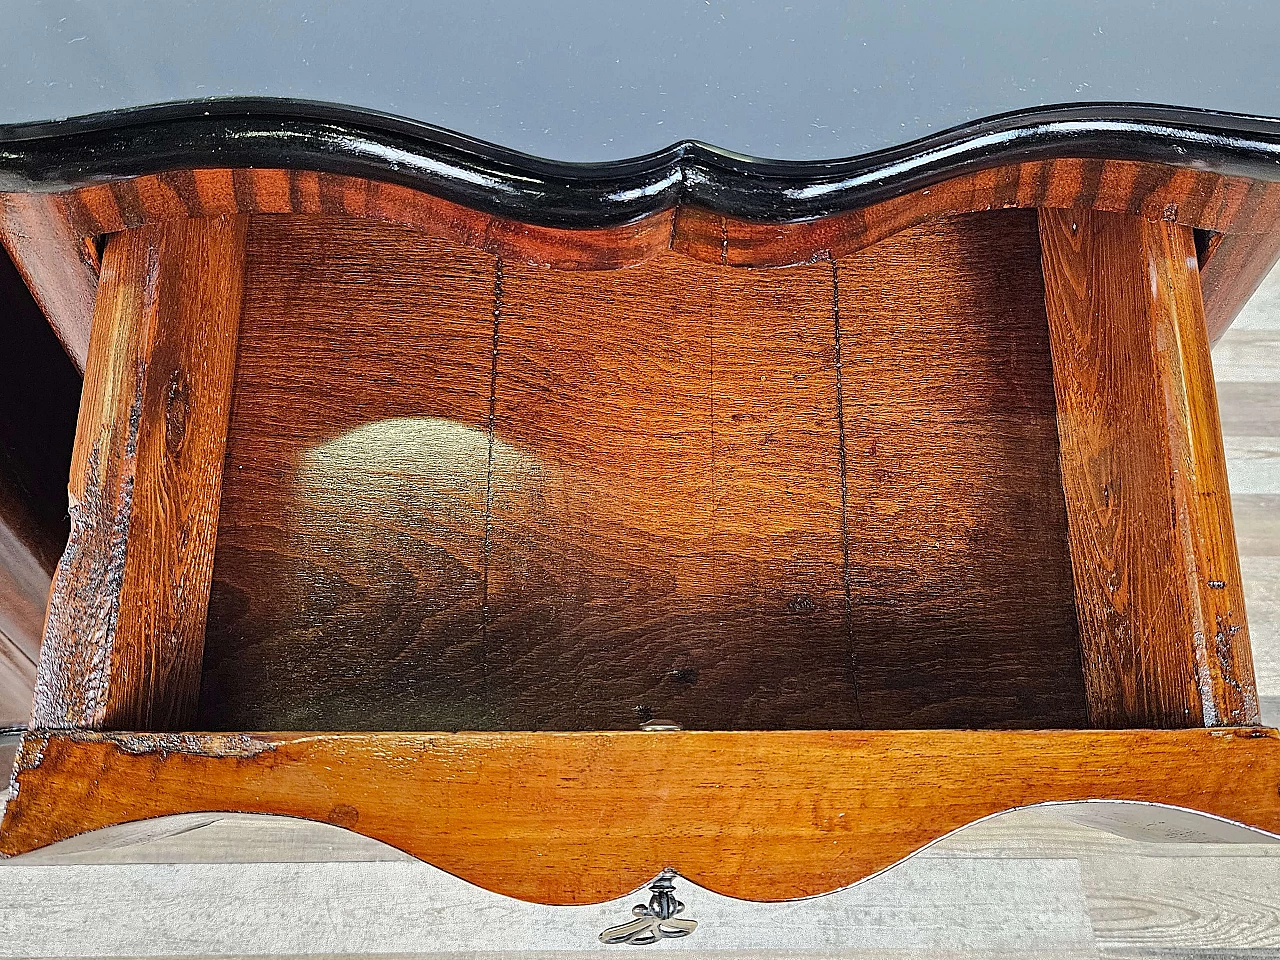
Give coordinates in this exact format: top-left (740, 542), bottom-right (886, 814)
top-left (481, 256), bottom-right (503, 695)
top-left (831, 258), bottom-right (863, 726)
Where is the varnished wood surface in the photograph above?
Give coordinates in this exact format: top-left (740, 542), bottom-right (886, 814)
top-left (199, 211), bottom-right (1084, 731)
top-left (1040, 209), bottom-right (1258, 728)
top-left (33, 218), bottom-right (245, 730)
top-left (200, 218), bottom-right (498, 730)
top-left (488, 251), bottom-right (853, 728)
top-left (1039, 207), bottom-right (1259, 727)
top-left (0, 245), bottom-right (80, 726)
top-left (1200, 191), bottom-right (1280, 344)
top-left (4, 157), bottom-right (1278, 371)
top-left (4, 728), bottom-right (1279, 905)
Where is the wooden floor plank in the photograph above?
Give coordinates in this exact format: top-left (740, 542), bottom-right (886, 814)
top-left (1217, 382), bottom-right (1280, 436)
top-left (1223, 435), bottom-right (1280, 494)
top-left (1084, 856), bottom-right (1280, 955)
top-left (1241, 557), bottom-right (1280, 695)
top-left (0, 857), bottom-right (1096, 958)
top-left (1230, 264), bottom-right (1280, 331)
top-left (925, 806), bottom-right (1280, 862)
top-left (1232, 495), bottom-right (1280, 556)
top-left (8, 813), bottom-right (413, 866)
top-left (1211, 330), bottom-right (1280, 382)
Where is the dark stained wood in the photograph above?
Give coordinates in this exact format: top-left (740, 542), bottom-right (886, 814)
top-left (4, 158), bottom-right (1278, 371)
top-left (4, 727), bottom-right (1280, 904)
top-left (33, 217), bottom-right (245, 730)
top-left (0, 244), bottom-right (81, 726)
top-left (198, 213), bottom-right (1084, 731)
top-left (1040, 208), bottom-right (1259, 728)
top-left (837, 211), bottom-right (1086, 727)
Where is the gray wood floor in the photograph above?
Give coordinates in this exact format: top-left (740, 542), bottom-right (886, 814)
top-left (1219, 266), bottom-right (1280, 729)
top-left (2, 268), bottom-right (1279, 958)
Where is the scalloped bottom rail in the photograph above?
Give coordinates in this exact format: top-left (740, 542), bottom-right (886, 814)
top-left (4, 728), bottom-right (1279, 905)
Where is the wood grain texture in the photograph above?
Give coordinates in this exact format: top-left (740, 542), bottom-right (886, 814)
top-left (1199, 188), bottom-right (1280, 343)
top-left (486, 252), bottom-right (853, 729)
top-left (1216, 383), bottom-right (1280, 437)
top-left (1213, 330), bottom-right (1280, 383)
top-left (1233, 495), bottom-right (1280, 558)
top-left (199, 213), bottom-right (1084, 731)
top-left (199, 218), bottom-right (497, 731)
top-left (1040, 208), bottom-right (1258, 728)
top-left (33, 217), bottom-right (245, 730)
top-left (1082, 854), bottom-right (1280, 954)
top-left (0, 243), bottom-right (81, 725)
top-left (0, 191), bottom-right (98, 368)
top-left (3, 728), bottom-right (1279, 905)
top-left (5, 158), bottom-right (1277, 370)
top-left (836, 211), bottom-right (1085, 727)
top-left (0, 856), bottom-right (1097, 957)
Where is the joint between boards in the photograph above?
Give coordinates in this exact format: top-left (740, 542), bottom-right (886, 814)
top-left (480, 258), bottom-right (503, 684)
top-left (830, 258), bottom-right (864, 726)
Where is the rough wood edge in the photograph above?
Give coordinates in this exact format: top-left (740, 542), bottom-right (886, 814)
top-left (30, 217), bottom-right (245, 730)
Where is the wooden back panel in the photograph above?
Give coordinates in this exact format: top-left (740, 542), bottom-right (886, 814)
top-left (196, 210), bottom-right (1085, 730)
top-left (838, 217), bottom-right (1083, 726)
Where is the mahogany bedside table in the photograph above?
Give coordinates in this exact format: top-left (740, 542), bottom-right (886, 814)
top-left (0, 100), bottom-right (1279, 909)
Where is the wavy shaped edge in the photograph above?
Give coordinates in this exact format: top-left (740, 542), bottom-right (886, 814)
top-left (3, 98), bottom-right (1280, 228)
top-left (5, 729), bottom-right (1280, 904)
top-left (10, 800), bottom-right (1278, 899)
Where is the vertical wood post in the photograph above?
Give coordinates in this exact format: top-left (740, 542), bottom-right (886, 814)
top-left (1039, 208), bottom-right (1259, 728)
top-left (32, 216), bottom-right (246, 731)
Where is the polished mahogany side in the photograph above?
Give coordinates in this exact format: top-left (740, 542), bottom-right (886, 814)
top-left (1041, 210), bottom-right (1257, 727)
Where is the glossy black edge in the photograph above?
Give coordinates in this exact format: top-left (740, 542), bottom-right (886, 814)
top-left (2, 98), bottom-right (1280, 228)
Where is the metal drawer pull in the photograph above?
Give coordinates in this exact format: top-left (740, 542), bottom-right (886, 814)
top-left (599, 870), bottom-right (698, 944)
